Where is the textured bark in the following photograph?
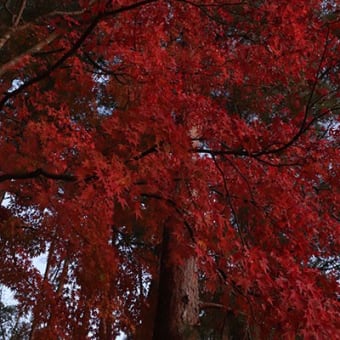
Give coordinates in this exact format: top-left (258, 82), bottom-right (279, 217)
top-left (153, 227), bottom-right (199, 340)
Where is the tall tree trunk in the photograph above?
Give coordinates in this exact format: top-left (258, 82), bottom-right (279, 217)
top-left (152, 226), bottom-right (199, 340)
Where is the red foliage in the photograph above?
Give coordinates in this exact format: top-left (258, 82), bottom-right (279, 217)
top-left (0, 0), bottom-right (339, 338)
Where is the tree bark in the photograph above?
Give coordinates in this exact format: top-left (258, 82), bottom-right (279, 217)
top-left (152, 226), bottom-right (199, 340)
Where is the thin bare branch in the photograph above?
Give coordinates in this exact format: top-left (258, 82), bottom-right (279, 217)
top-left (0, 168), bottom-right (76, 182)
top-left (13, 0), bottom-right (27, 27)
top-left (0, 31), bottom-right (60, 77)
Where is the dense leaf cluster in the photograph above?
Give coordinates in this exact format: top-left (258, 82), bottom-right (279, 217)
top-left (0, 0), bottom-right (339, 338)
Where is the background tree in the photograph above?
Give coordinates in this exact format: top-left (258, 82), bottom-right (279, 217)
top-left (0, 0), bottom-right (339, 338)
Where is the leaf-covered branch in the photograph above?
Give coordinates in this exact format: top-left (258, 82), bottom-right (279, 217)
top-left (0, 0), bottom-right (157, 109)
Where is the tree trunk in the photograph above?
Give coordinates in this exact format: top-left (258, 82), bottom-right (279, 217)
top-left (152, 226), bottom-right (199, 340)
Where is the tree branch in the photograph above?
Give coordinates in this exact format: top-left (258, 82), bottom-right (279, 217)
top-left (0, 31), bottom-right (60, 77)
top-left (0, 0), bottom-right (157, 109)
top-left (191, 103), bottom-right (339, 161)
top-left (0, 0), bottom-right (98, 50)
top-left (13, 0), bottom-right (27, 27)
top-left (0, 0), bottom-right (27, 49)
top-left (0, 168), bottom-right (76, 183)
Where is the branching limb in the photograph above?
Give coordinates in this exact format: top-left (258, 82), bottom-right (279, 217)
top-left (0, 168), bottom-right (77, 182)
top-left (0, 0), bottom-right (157, 109)
top-left (0, 31), bottom-right (60, 77)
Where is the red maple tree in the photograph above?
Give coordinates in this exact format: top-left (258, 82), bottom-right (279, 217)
top-left (0, 0), bottom-right (339, 339)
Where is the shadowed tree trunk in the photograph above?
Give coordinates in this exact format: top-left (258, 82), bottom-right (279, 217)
top-left (152, 225), bottom-right (199, 340)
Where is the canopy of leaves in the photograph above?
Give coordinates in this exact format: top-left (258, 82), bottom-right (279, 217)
top-left (0, 0), bottom-right (339, 338)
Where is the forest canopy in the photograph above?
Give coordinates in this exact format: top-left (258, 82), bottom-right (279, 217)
top-left (0, 0), bottom-right (339, 338)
